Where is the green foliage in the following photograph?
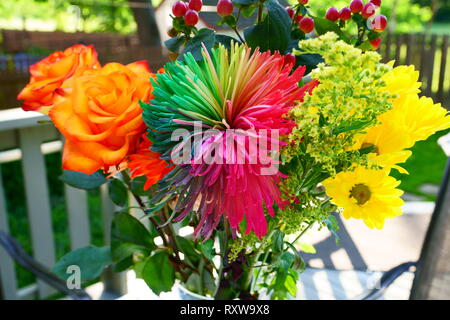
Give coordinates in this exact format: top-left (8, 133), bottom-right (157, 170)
top-left (60, 170), bottom-right (107, 190)
top-left (290, 0), bottom-right (432, 33)
top-left (110, 212), bottom-right (155, 264)
top-left (180, 28), bottom-right (216, 60)
top-left (0, 0), bottom-right (137, 34)
top-left (108, 178), bottom-right (128, 207)
top-left (177, 28), bottom-right (239, 59)
top-left (52, 246), bottom-right (111, 281)
top-left (391, 129), bottom-right (450, 200)
top-left (142, 251), bottom-right (176, 295)
top-left (288, 33), bottom-right (393, 175)
top-left (244, 0), bottom-right (292, 53)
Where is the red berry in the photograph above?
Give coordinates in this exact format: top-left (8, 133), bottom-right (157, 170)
top-left (184, 9), bottom-right (199, 26)
top-left (172, 1), bottom-right (188, 17)
top-left (339, 7), bottom-right (352, 21)
top-left (349, 0), bottom-right (363, 13)
top-left (371, 14), bottom-right (387, 32)
top-left (298, 0), bottom-right (308, 4)
top-left (294, 14), bottom-right (303, 24)
top-left (285, 53), bottom-right (297, 66)
top-left (188, 0), bottom-right (202, 11)
top-left (286, 7), bottom-right (295, 19)
top-left (299, 17), bottom-right (315, 33)
top-left (326, 7), bottom-right (340, 21)
top-left (370, 37), bottom-right (381, 50)
top-left (361, 3), bottom-right (376, 19)
top-left (370, 0), bottom-right (382, 7)
top-left (217, 0), bottom-right (233, 17)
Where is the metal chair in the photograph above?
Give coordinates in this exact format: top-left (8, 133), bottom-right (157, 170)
top-left (358, 158), bottom-right (450, 300)
top-left (0, 231), bottom-right (91, 300)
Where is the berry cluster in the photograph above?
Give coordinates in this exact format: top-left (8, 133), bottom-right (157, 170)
top-left (169, 0), bottom-right (202, 38)
top-left (324, 0), bottom-right (387, 49)
top-left (286, 0), bottom-right (315, 35)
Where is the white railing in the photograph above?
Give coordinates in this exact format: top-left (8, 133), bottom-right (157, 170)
top-left (0, 108), bottom-right (126, 300)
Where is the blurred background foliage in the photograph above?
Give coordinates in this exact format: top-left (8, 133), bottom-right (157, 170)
top-left (290, 0), bottom-right (440, 33)
top-left (0, 0), bottom-right (160, 34)
top-left (0, 0), bottom-right (448, 34)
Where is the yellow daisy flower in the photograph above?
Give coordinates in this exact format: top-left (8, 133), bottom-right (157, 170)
top-left (354, 122), bottom-right (412, 173)
top-left (323, 166), bottom-right (404, 229)
top-left (380, 94), bottom-right (450, 144)
top-left (382, 65), bottom-right (421, 105)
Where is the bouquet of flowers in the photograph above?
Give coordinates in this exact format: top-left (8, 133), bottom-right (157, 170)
top-left (18, 0), bottom-right (450, 300)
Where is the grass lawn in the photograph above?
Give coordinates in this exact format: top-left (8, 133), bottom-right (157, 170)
top-left (429, 23), bottom-right (450, 35)
top-left (391, 129), bottom-right (450, 200)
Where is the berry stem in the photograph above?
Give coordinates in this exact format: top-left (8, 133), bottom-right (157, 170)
top-left (257, 4), bottom-right (263, 23)
top-left (233, 26), bottom-right (245, 43)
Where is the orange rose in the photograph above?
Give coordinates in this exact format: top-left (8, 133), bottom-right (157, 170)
top-left (18, 44), bottom-right (100, 113)
top-left (49, 61), bottom-right (156, 174)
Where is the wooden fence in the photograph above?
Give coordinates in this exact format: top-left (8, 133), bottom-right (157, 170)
top-left (381, 33), bottom-right (450, 105)
top-left (0, 45), bottom-right (169, 109)
top-left (0, 32), bottom-right (449, 109)
top-left (1, 30), bottom-right (140, 53)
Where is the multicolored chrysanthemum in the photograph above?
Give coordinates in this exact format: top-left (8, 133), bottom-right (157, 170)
top-left (142, 43), bottom-right (315, 238)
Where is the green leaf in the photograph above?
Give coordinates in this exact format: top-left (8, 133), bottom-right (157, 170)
top-left (219, 15), bottom-right (237, 28)
top-left (164, 35), bottom-right (186, 53)
top-left (133, 259), bottom-right (147, 279)
top-left (109, 179), bottom-right (128, 207)
top-left (112, 255), bottom-right (134, 272)
top-left (295, 52), bottom-right (324, 74)
top-left (285, 273), bottom-right (298, 296)
top-left (60, 170), bottom-right (107, 190)
top-left (358, 40), bottom-right (373, 51)
top-left (278, 251), bottom-right (295, 272)
top-left (142, 251), bottom-right (175, 295)
top-left (52, 246), bottom-right (111, 281)
top-left (130, 176), bottom-right (150, 196)
top-left (272, 230), bottom-right (284, 253)
top-left (298, 242), bottom-right (316, 254)
top-left (215, 34), bottom-right (239, 49)
top-left (312, 16), bottom-right (350, 43)
top-left (359, 144), bottom-right (376, 155)
top-left (199, 239), bottom-right (215, 260)
top-left (232, 0), bottom-right (259, 5)
top-left (324, 215), bottom-right (340, 245)
top-left (111, 212), bottom-right (154, 262)
top-left (244, 0), bottom-right (291, 53)
top-left (176, 236), bottom-right (200, 266)
top-left (241, 4), bottom-right (258, 17)
top-left (332, 118), bottom-right (373, 135)
top-left (180, 28), bottom-right (216, 61)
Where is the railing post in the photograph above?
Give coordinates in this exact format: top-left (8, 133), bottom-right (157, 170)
top-left (99, 183), bottom-right (127, 299)
top-left (437, 35), bottom-right (449, 103)
top-left (65, 185), bottom-right (90, 250)
top-left (0, 166), bottom-right (19, 300)
top-left (18, 126), bottom-right (56, 298)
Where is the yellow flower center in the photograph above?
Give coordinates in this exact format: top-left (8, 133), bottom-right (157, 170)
top-left (361, 142), bottom-right (379, 154)
top-left (350, 183), bottom-right (371, 205)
